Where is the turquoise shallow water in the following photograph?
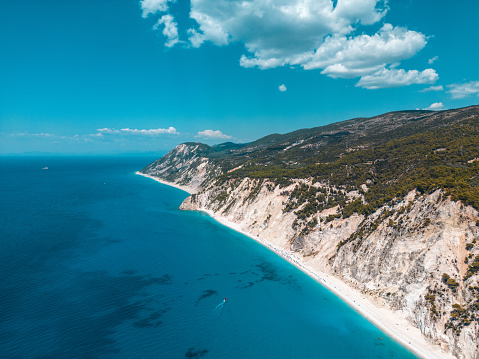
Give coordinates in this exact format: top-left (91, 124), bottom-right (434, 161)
top-left (0, 156), bottom-right (419, 359)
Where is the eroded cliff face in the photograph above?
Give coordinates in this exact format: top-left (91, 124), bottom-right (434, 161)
top-left (179, 178), bottom-right (479, 359)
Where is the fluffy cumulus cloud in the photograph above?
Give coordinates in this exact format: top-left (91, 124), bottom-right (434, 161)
top-left (423, 102), bottom-right (444, 111)
top-left (153, 14), bottom-right (180, 47)
top-left (279, 84), bottom-right (287, 92)
top-left (196, 129), bottom-right (232, 139)
top-left (140, 0), bottom-right (437, 89)
top-left (298, 24), bottom-right (427, 74)
top-left (356, 68), bottom-right (438, 89)
top-left (447, 81), bottom-right (479, 99)
top-left (428, 56), bottom-right (438, 64)
top-left (420, 85), bottom-right (444, 92)
top-left (140, 0), bottom-right (174, 18)
top-left (186, 0), bottom-right (389, 59)
top-left (97, 127), bottom-right (178, 135)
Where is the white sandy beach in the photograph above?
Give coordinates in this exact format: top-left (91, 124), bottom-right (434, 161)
top-left (136, 172), bottom-right (198, 194)
top-left (137, 172), bottom-right (454, 359)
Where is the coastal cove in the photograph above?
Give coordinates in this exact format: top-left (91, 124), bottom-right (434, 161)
top-left (137, 172), bottom-right (453, 359)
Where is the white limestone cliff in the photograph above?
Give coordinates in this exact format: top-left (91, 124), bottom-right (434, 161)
top-left (178, 177), bottom-right (479, 359)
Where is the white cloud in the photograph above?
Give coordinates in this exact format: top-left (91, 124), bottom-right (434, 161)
top-left (447, 81), bottom-right (479, 99)
top-left (140, 0), bottom-right (174, 18)
top-left (419, 85), bottom-right (444, 92)
top-left (304, 24), bottom-right (427, 77)
top-left (141, 0), bottom-right (434, 89)
top-left (423, 102), bottom-right (444, 111)
top-left (196, 129), bottom-right (232, 139)
top-left (88, 133), bottom-right (104, 137)
top-left (153, 14), bottom-right (180, 48)
top-left (279, 84), bottom-right (287, 92)
top-left (428, 56), bottom-right (438, 64)
top-left (356, 68), bottom-right (438, 89)
top-left (187, 28), bottom-right (204, 48)
top-left (332, 0), bottom-right (388, 26)
top-left (97, 128), bottom-right (120, 134)
top-left (183, 0), bottom-right (389, 58)
top-left (9, 132), bottom-right (91, 141)
top-left (10, 132), bottom-right (56, 137)
top-left (97, 127), bottom-right (178, 135)
top-left (320, 63), bottom-right (383, 79)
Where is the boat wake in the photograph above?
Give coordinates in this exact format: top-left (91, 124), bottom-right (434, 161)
top-left (214, 298), bottom-right (226, 318)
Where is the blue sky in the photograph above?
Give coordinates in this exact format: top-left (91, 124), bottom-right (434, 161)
top-left (1, 0), bottom-right (478, 154)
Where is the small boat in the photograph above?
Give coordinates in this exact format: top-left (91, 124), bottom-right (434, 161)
top-left (42, 167), bottom-right (48, 170)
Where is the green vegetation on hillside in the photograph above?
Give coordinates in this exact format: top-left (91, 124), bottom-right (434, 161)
top-left (219, 117), bottom-right (479, 216)
top-left (144, 106), bottom-right (479, 222)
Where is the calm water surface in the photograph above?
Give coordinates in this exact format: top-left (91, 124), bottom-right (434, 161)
top-left (0, 156), bottom-right (419, 358)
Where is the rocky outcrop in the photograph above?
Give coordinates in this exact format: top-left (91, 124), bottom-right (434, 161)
top-left (141, 143), bottom-right (222, 193)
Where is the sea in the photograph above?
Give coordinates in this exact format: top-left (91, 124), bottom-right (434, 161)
top-left (0, 156), bottom-right (419, 359)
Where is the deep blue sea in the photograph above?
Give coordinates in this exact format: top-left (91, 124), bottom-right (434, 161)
top-left (0, 156), bottom-right (419, 359)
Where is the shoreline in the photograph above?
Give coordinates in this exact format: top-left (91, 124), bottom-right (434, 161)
top-left (137, 172), bottom-right (454, 359)
top-left (135, 172), bottom-right (197, 194)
